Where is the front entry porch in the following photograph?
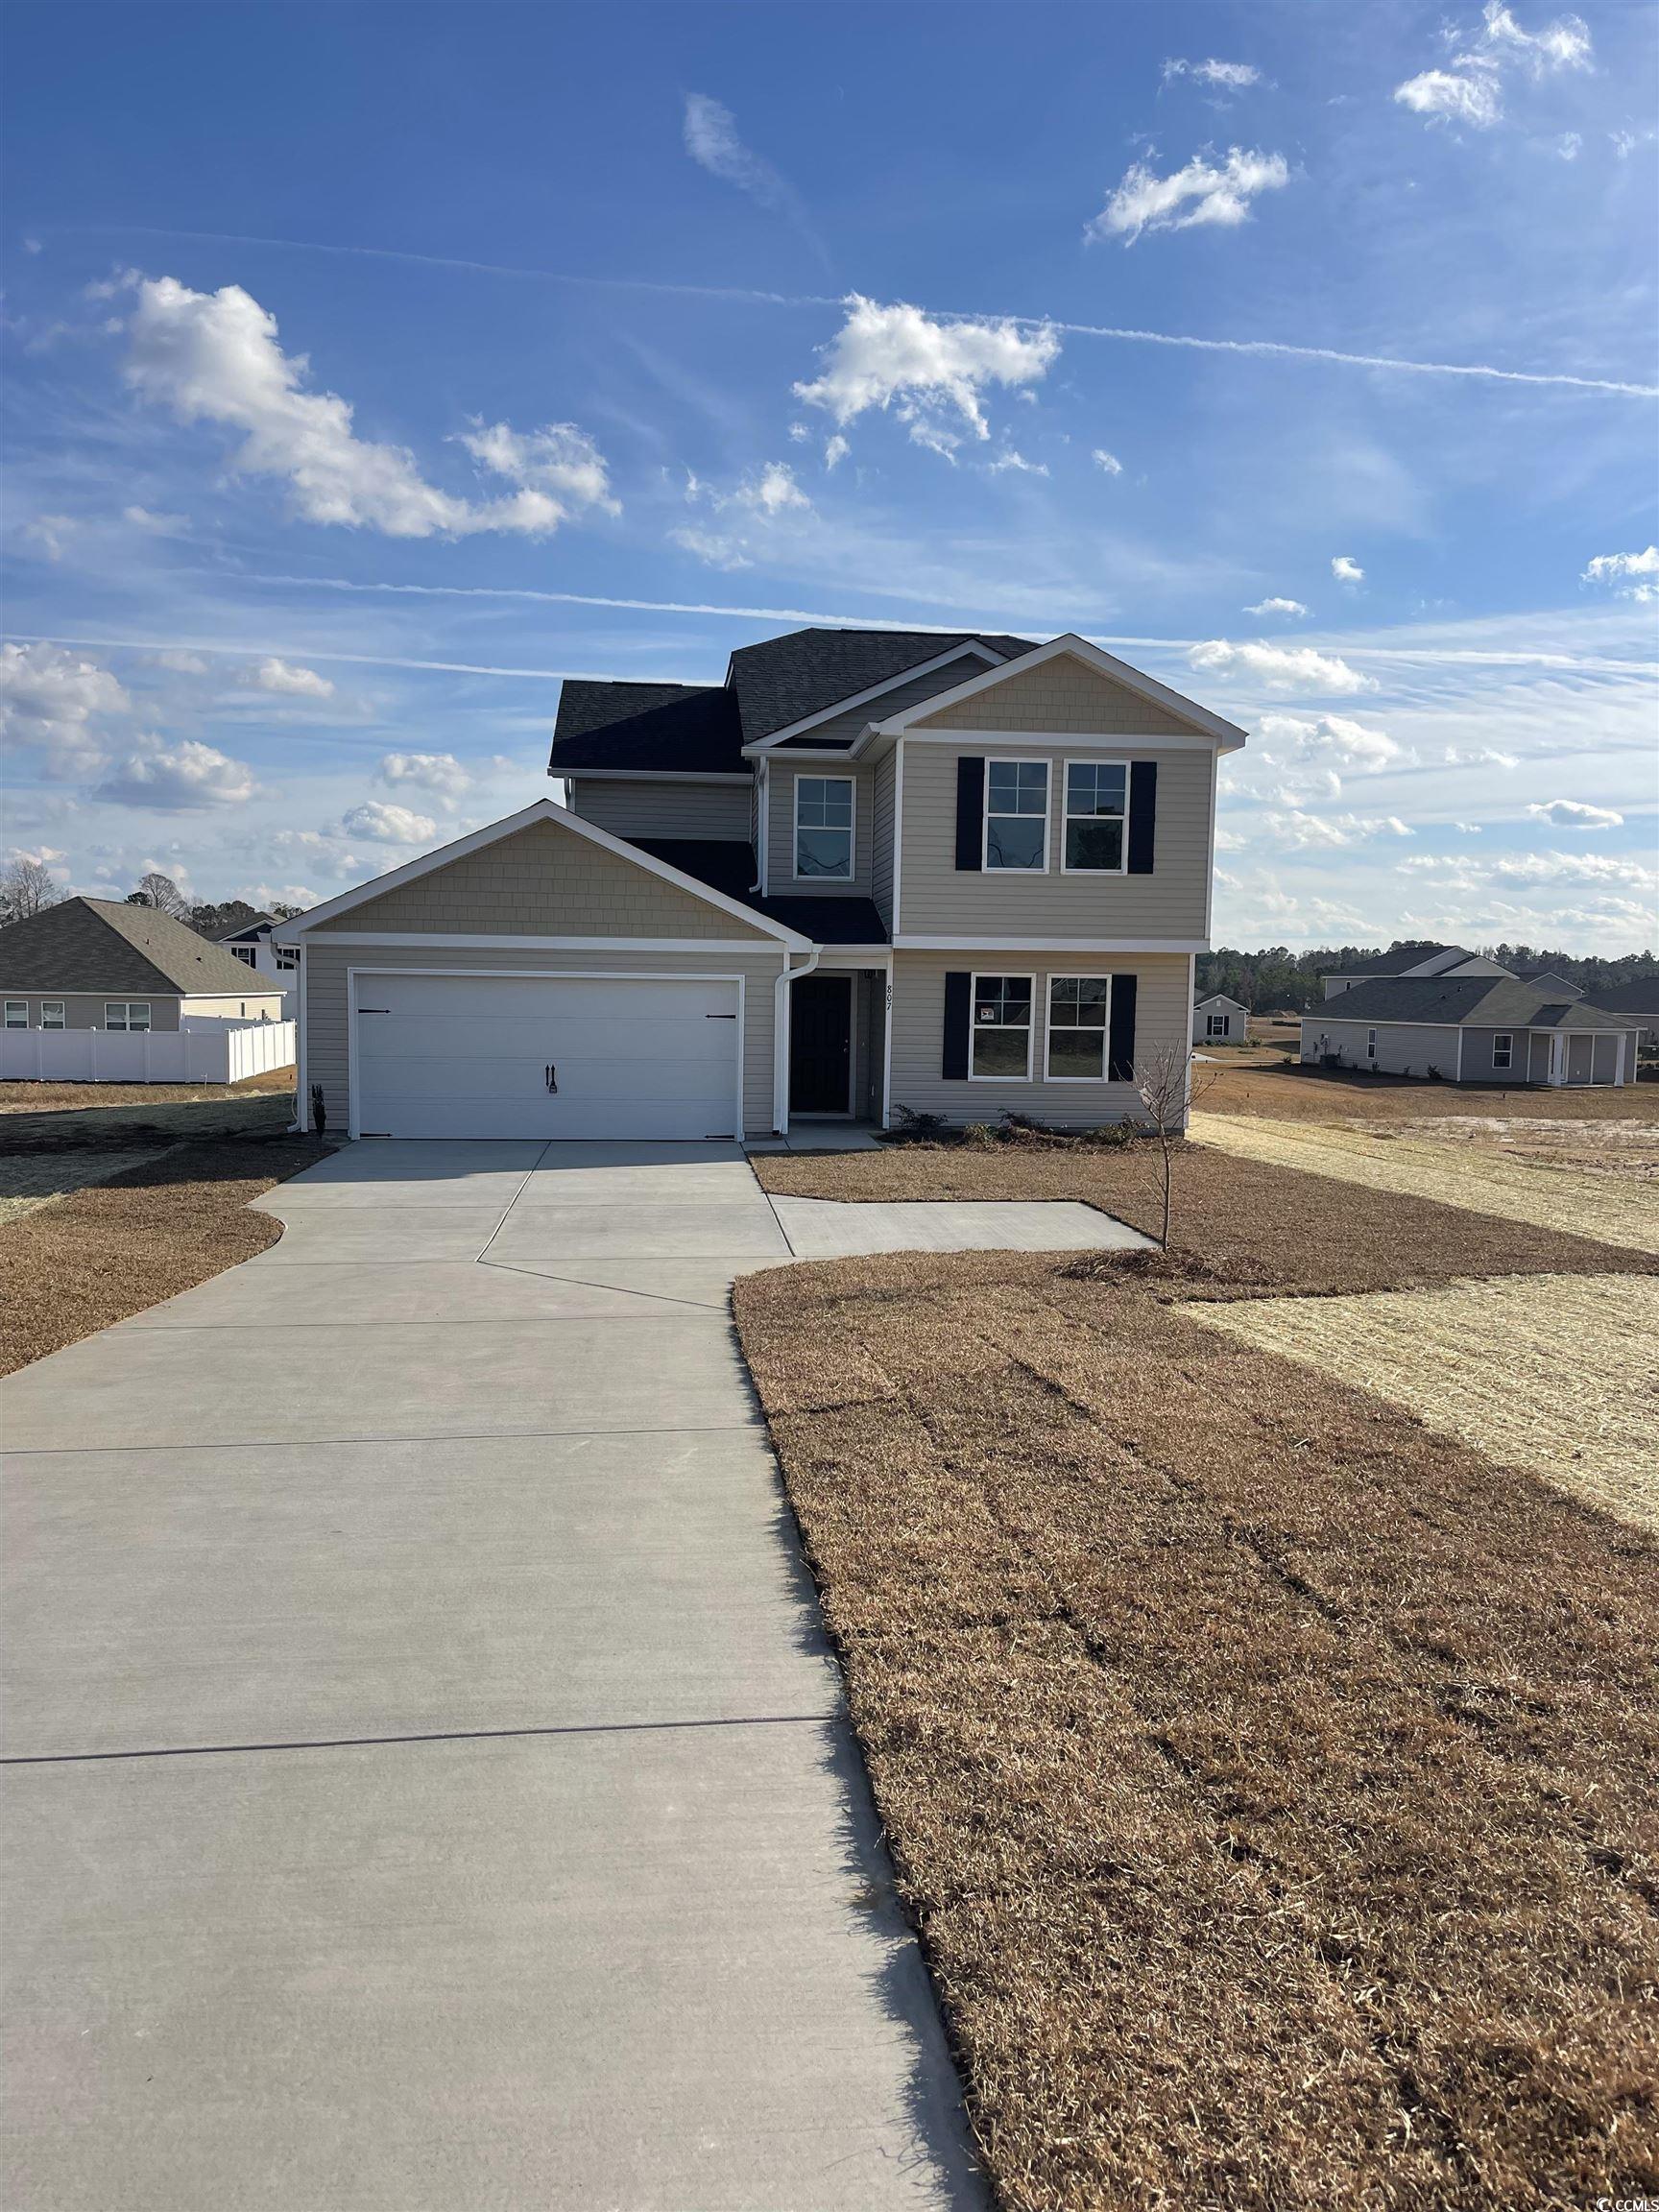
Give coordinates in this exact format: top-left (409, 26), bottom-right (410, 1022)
top-left (784, 963), bottom-right (887, 1126)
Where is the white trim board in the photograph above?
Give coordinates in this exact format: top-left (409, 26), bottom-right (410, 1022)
top-left (867, 633), bottom-right (1248, 751)
top-left (303, 933), bottom-right (768, 952)
top-left (564, 769), bottom-right (751, 784)
top-left (276, 796), bottom-right (811, 950)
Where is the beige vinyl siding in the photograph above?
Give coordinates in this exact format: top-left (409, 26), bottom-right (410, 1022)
top-left (1301, 1019), bottom-right (1461, 1078)
top-left (312, 820), bottom-right (770, 942)
top-left (897, 740), bottom-right (1214, 939)
top-left (767, 762), bottom-right (876, 899)
top-left (568, 777), bottom-right (753, 841)
top-left (785, 654), bottom-right (1005, 748)
top-left (910, 658), bottom-right (1199, 737)
top-left (871, 750), bottom-right (896, 929)
top-left (0, 993), bottom-right (184, 1031)
top-left (885, 949), bottom-right (1190, 1128)
top-left (302, 940), bottom-right (785, 1137)
top-left (181, 993), bottom-right (286, 1020)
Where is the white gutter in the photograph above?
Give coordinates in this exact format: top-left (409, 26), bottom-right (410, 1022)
top-left (771, 943), bottom-right (821, 1133)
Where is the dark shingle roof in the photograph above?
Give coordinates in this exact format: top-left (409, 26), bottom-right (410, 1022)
top-left (1310, 974), bottom-right (1638, 1031)
top-left (0, 898), bottom-right (281, 996)
top-left (1323, 943), bottom-right (1472, 978)
top-left (554, 680), bottom-right (714, 743)
top-left (725, 628), bottom-right (1034, 747)
top-left (549, 685), bottom-right (744, 776)
top-left (1586, 976), bottom-right (1659, 1017)
top-left (211, 910), bottom-right (276, 943)
top-left (628, 839), bottom-right (889, 945)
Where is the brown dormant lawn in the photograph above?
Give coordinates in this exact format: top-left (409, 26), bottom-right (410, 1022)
top-left (735, 1147), bottom-right (1658, 2207)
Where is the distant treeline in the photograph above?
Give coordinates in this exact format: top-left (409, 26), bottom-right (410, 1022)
top-left (1196, 941), bottom-right (1659, 1014)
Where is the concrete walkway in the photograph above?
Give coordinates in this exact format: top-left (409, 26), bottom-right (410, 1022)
top-left (1, 1140), bottom-right (1142, 2207)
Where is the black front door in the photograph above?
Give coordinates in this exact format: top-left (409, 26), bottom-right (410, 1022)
top-left (789, 974), bottom-right (853, 1114)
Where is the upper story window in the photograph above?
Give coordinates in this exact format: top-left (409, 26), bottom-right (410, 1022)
top-left (985, 759), bottom-right (1048, 871)
top-left (229, 943), bottom-right (258, 968)
top-left (105, 1002), bottom-right (151, 1032)
top-left (275, 946), bottom-right (299, 972)
top-left (1063, 760), bottom-right (1127, 872)
top-left (794, 776), bottom-right (854, 879)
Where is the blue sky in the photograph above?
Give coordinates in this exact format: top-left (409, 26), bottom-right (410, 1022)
top-left (3, 0), bottom-right (1655, 950)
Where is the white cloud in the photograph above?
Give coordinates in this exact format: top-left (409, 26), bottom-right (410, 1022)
top-left (1443, 744), bottom-right (1520, 770)
top-left (1331, 554), bottom-right (1364, 583)
top-left (1553, 131), bottom-right (1582, 158)
top-left (1582, 545), bottom-right (1659, 603)
top-left (146, 649), bottom-right (209, 676)
top-left (683, 93), bottom-right (786, 205)
top-left (1162, 58), bottom-right (1262, 90)
top-left (1088, 147), bottom-right (1289, 244)
top-left (1264, 810), bottom-right (1414, 849)
top-left (123, 275), bottom-right (613, 540)
top-left (1479, 1), bottom-right (1593, 75)
top-left (729, 461), bottom-right (811, 516)
top-left (238, 880), bottom-right (320, 910)
top-left (1245, 596), bottom-right (1308, 617)
top-left (1393, 68), bottom-right (1504, 126)
top-left (340, 800), bottom-right (437, 845)
top-left (1092, 448), bottom-right (1124, 475)
top-left (24, 514), bottom-right (77, 561)
top-left (0, 640), bottom-right (129, 775)
top-left (376, 751), bottom-right (472, 801)
top-left (1611, 127), bottom-right (1657, 157)
top-left (1394, 2), bottom-right (1592, 130)
top-left (97, 735), bottom-right (258, 810)
top-left (1188, 639), bottom-right (1376, 694)
top-left (1259, 711), bottom-right (1402, 771)
top-left (987, 448), bottom-right (1048, 477)
top-left (1527, 798), bottom-right (1623, 828)
top-left (669, 525), bottom-right (752, 570)
top-left (245, 655), bottom-right (334, 698)
top-left (793, 296), bottom-right (1060, 449)
top-left (787, 421), bottom-right (810, 443)
top-left (823, 434), bottom-right (850, 470)
top-left (122, 504), bottom-right (187, 536)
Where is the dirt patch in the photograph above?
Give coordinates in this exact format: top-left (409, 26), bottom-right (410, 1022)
top-left (0, 1148), bottom-right (170, 1226)
top-left (1204, 1062), bottom-right (1659, 1124)
top-left (750, 1138), bottom-right (1659, 1294)
top-left (733, 1246), bottom-right (1659, 2209)
top-left (0, 1137), bottom-right (325, 1375)
top-left (1191, 1112), bottom-right (1659, 1255)
top-left (1193, 1272), bottom-right (1659, 1533)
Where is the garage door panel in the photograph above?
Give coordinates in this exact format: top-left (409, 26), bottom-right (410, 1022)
top-left (353, 974), bottom-right (742, 1142)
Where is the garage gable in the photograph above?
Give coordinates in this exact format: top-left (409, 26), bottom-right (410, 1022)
top-left (312, 816), bottom-right (773, 941)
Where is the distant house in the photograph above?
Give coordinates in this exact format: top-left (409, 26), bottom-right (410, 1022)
top-left (1584, 975), bottom-right (1659, 1050)
top-left (212, 912), bottom-right (299, 1010)
top-left (1510, 968), bottom-right (1583, 998)
top-left (1192, 993), bottom-right (1248, 1046)
top-left (0, 898), bottom-right (286, 1033)
top-left (1320, 944), bottom-right (1510, 1000)
top-left (1301, 975), bottom-right (1642, 1088)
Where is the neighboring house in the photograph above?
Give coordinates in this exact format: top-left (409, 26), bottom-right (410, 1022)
top-left (1320, 944), bottom-right (1511, 1000)
top-left (1192, 993), bottom-right (1248, 1046)
top-left (1510, 967), bottom-right (1584, 998)
top-left (276, 628), bottom-right (1246, 1141)
top-left (1584, 975), bottom-right (1659, 1049)
top-left (1301, 975), bottom-right (1642, 1088)
top-left (213, 912), bottom-right (299, 1009)
top-left (0, 898), bottom-right (286, 1033)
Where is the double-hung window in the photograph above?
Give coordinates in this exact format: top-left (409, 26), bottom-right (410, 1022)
top-left (4, 1001), bottom-right (27, 1029)
top-left (1046, 976), bottom-right (1111, 1080)
top-left (1493, 1032), bottom-right (1513, 1070)
top-left (1366, 1029), bottom-right (1378, 1062)
top-left (40, 1001), bottom-right (64, 1029)
top-left (984, 760), bottom-right (1048, 870)
top-left (1063, 761), bottom-right (1127, 872)
top-left (970, 974), bottom-right (1033, 1078)
top-left (1206, 1013), bottom-right (1228, 1039)
top-left (105, 1001), bottom-right (151, 1032)
top-left (794, 776), bottom-right (854, 879)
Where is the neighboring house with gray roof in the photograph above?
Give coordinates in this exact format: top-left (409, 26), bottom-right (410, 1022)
top-left (1301, 974), bottom-right (1643, 1088)
top-left (1319, 943), bottom-right (1511, 999)
top-left (0, 898), bottom-right (286, 1036)
top-left (212, 911), bottom-right (299, 1010)
top-left (1192, 993), bottom-right (1249, 1046)
top-left (1584, 974), bottom-right (1659, 1049)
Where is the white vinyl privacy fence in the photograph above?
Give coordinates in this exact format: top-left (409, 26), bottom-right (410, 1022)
top-left (0, 1020), bottom-right (296, 1086)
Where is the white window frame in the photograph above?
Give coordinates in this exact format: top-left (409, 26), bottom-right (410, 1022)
top-left (275, 945), bottom-right (299, 972)
top-left (229, 943), bottom-right (258, 968)
top-left (4, 1000), bottom-right (27, 1029)
top-left (105, 1001), bottom-right (152, 1032)
top-left (1492, 1031), bottom-right (1513, 1070)
top-left (39, 1000), bottom-right (64, 1029)
top-left (1060, 757), bottom-right (1130, 877)
top-left (1044, 974), bottom-right (1113, 1083)
top-left (982, 757), bottom-right (1050, 874)
top-left (1206, 1013), bottom-right (1228, 1039)
top-left (1366, 1028), bottom-right (1378, 1062)
top-left (792, 773), bottom-right (855, 883)
top-left (969, 971), bottom-right (1036, 1081)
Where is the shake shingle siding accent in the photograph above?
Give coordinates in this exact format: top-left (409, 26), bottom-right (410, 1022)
top-left (911, 659), bottom-right (1198, 737)
top-left (311, 822), bottom-right (771, 942)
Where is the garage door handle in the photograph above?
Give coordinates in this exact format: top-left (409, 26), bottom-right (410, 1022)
top-left (706, 1012), bottom-right (736, 1019)
top-left (545, 1064), bottom-right (558, 1093)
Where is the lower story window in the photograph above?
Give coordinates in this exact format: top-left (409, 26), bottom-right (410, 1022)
top-left (1046, 975), bottom-right (1111, 1079)
top-left (4, 1000), bottom-right (26, 1029)
top-left (40, 1000), bottom-right (64, 1029)
top-left (105, 1001), bottom-right (152, 1032)
top-left (1493, 1032), bottom-right (1513, 1070)
top-left (1367, 1029), bottom-right (1378, 1061)
top-left (1206, 1013), bottom-right (1227, 1039)
top-left (971, 974), bottom-right (1033, 1078)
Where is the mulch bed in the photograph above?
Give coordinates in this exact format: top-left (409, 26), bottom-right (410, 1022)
top-left (0, 1137), bottom-right (325, 1375)
top-left (733, 1243), bottom-right (1659, 2209)
top-left (752, 1137), bottom-right (1659, 1296)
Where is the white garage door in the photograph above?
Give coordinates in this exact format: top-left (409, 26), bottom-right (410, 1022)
top-left (354, 973), bottom-right (742, 1141)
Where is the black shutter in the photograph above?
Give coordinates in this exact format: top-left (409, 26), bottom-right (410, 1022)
top-left (942, 971), bottom-right (972, 1079)
top-left (1127, 760), bottom-right (1158, 874)
top-left (1107, 974), bottom-right (1138, 1083)
top-left (954, 757), bottom-right (985, 871)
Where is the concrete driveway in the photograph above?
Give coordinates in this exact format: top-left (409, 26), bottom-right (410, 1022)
top-left (1, 1140), bottom-right (987, 2210)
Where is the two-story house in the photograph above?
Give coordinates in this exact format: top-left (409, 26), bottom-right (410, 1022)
top-left (277, 629), bottom-right (1245, 1141)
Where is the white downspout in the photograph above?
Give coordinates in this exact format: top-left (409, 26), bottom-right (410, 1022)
top-left (772, 945), bottom-right (820, 1133)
